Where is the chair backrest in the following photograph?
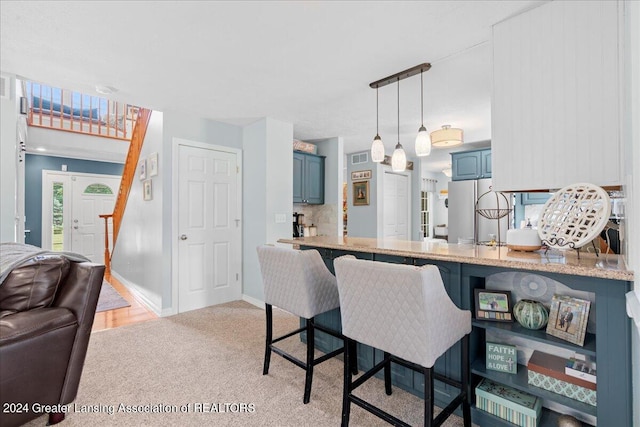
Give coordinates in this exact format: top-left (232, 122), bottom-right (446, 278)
top-left (334, 255), bottom-right (471, 368)
top-left (256, 246), bottom-right (340, 319)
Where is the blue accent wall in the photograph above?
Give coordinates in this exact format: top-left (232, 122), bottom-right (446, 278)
top-left (25, 154), bottom-right (123, 247)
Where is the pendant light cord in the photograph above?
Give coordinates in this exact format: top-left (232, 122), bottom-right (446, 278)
top-left (420, 70), bottom-right (424, 127)
top-left (376, 87), bottom-right (379, 134)
top-left (397, 77), bottom-right (400, 143)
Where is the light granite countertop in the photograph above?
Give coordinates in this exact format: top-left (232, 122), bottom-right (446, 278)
top-left (277, 236), bottom-right (633, 282)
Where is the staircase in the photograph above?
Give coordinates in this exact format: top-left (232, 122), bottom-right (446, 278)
top-left (101, 108), bottom-right (152, 275)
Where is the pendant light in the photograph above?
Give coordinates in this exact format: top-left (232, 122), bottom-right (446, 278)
top-left (414, 69), bottom-right (431, 156)
top-left (391, 77), bottom-right (407, 172)
top-left (371, 87), bottom-right (385, 163)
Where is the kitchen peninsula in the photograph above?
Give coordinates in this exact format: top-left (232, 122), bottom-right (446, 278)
top-left (277, 236), bottom-right (633, 427)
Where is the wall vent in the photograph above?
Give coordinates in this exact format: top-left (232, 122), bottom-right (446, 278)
top-left (351, 152), bottom-right (369, 165)
top-left (0, 75), bottom-right (9, 99)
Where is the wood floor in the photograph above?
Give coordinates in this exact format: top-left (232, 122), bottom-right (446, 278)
top-left (92, 274), bottom-right (158, 332)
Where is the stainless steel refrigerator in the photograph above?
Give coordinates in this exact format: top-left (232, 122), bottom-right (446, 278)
top-left (447, 178), bottom-right (512, 244)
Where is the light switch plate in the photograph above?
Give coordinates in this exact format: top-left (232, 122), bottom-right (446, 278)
top-left (275, 213), bottom-right (287, 224)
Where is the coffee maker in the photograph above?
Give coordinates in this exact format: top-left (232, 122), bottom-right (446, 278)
top-left (293, 212), bottom-right (305, 237)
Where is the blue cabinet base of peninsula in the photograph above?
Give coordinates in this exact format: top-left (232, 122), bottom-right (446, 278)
top-left (299, 245), bottom-right (631, 427)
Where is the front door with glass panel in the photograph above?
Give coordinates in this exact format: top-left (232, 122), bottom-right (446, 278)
top-left (42, 171), bottom-right (120, 263)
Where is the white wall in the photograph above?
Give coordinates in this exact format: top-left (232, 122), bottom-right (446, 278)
top-left (110, 111), bottom-right (164, 313)
top-left (242, 118), bottom-right (293, 302)
top-left (313, 136), bottom-right (344, 236)
top-left (0, 73), bottom-right (18, 242)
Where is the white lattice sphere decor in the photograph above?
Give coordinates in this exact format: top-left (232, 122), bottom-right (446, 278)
top-left (537, 183), bottom-right (611, 249)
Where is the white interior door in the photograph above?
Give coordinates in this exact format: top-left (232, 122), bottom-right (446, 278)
top-left (42, 171), bottom-right (119, 263)
top-left (383, 171), bottom-right (409, 240)
top-left (178, 144), bottom-right (241, 313)
top-left (70, 175), bottom-right (119, 262)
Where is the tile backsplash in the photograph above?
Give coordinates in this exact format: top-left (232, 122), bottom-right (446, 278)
top-left (293, 203), bottom-right (339, 236)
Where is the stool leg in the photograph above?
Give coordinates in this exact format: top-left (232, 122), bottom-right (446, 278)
top-left (348, 340), bottom-right (358, 375)
top-left (263, 304), bottom-right (273, 375)
top-left (342, 337), bottom-right (352, 427)
top-left (303, 317), bottom-right (315, 404)
top-left (461, 334), bottom-right (471, 427)
top-left (383, 351), bottom-right (392, 396)
top-left (424, 366), bottom-right (434, 427)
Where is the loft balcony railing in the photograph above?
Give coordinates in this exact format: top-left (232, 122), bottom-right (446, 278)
top-left (25, 81), bottom-right (138, 140)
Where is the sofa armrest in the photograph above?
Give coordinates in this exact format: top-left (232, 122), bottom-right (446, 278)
top-left (52, 261), bottom-right (104, 404)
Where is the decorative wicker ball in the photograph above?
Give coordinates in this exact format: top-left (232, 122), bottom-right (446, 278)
top-left (513, 299), bottom-right (549, 330)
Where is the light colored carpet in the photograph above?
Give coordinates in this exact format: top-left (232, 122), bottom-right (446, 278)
top-left (95, 282), bottom-right (130, 313)
top-left (25, 301), bottom-right (474, 426)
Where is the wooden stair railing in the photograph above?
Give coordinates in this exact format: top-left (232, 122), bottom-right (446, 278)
top-left (101, 107), bottom-right (152, 273)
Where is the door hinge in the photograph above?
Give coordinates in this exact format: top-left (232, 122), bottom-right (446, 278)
top-left (236, 166), bottom-right (239, 173)
top-left (236, 273), bottom-right (239, 280)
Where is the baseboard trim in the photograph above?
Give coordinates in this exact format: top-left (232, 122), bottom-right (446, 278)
top-left (242, 294), bottom-right (264, 309)
top-left (110, 271), bottom-right (162, 316)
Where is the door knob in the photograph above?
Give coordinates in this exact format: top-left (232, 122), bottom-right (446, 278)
top-left (180, 234), bottom-right (188, 240)
top-left (73, 226), bottom-right (78, 229)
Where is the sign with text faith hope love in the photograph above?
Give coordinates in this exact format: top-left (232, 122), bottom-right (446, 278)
top-left (486, 342), bottom-right (517, 374)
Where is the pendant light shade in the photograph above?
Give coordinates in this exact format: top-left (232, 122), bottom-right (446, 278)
top-left (371, 135), bottom-right (385, 163)
top-left (392, 142), bottom-right (407, 172)
top-left (415, 70), bottom-right (431, 156)
top-left (415, 125), bottom-right (431, 156)
top-left (391, 77), bottom-right (406, 172)
top-left (430, 125), bottom-right (463, 148)
top-left (371, 87), bottom-right (385, 163)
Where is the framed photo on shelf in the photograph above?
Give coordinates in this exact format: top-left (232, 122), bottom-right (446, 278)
top-left (474, 289), bottom-right (513, 322)
top-left (353, 181), bottom-right (369, 206)
top-left (546, 294), bottom-right (591, 346)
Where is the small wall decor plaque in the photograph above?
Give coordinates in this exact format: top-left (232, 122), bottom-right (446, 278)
top-left (351, 170), bottom-right (372, 180)
top-left (486, 342), bottom-right (517, 374)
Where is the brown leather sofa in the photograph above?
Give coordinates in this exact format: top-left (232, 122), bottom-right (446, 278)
top-left (0, 253), bottom-right (104, 427)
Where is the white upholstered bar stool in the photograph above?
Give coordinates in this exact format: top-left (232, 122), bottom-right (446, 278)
top-left (256, 245), bottom-right (356, 404)
top-left (334, 256), bottom-right (472, 427)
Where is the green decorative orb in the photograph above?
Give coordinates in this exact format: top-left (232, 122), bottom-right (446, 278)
top-left (513, 299), bottom-right (548, 330)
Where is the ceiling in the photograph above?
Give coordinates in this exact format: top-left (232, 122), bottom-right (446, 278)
top-left (0, 1), bottom-right (544, 173)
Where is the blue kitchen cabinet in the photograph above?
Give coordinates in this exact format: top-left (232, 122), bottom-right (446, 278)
top-left (293, 151), bottom-right (325, 204)
top-left (522, 192), bottom-right (552, 205)
top-left (451, 149), bottom-right (491, 181)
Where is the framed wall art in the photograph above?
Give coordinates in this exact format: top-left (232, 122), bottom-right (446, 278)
top-left (353, 181), bottom-right (369, 206)
top-left (474, 289), bottom-right (513, 322)
top-left (351, 170), bottom-right (372, 180)
top-left (546, 294), bottom-right (590, 346)
top-left (139, 158), bottom-right (147, 180)
top-left (148, 152), bottom-right (158, 177)
top-left (143, 179), bottom-right (153, 201)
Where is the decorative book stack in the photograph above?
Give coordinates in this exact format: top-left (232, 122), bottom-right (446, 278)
top-left (475, 378), bottom-right (542, 427)
top-left (527, 351), bottom-right (597, 406)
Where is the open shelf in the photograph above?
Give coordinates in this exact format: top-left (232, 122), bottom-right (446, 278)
top-left (472, 319), bottom-right (596, 357)
top-left (471, 359), bottom-right (597, 417)
top-left (472, 405), bottom-right (594, 427)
